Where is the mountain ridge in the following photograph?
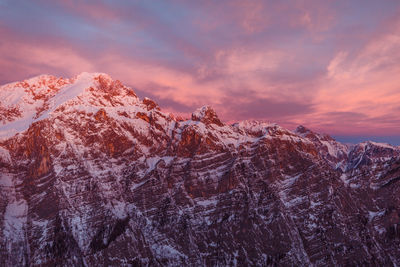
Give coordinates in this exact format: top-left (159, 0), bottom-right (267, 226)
top-left (1, 72), bottom-right (398, 148)
top-left (1, 73), bottom-right (400, 266)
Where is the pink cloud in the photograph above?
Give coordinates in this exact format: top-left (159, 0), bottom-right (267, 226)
top-left (0, 28), bottom-right (94, 83)
top-left (39, 0), bottom-right (122, 22)
top-left (1, 1), bottom-right (400, 137)
top-left (301, 20), bottom-right (400, 135)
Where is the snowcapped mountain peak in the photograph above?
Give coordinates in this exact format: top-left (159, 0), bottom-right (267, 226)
top-left (365, 141), bottom-right (395, 149)
top-left (1, 74), bottom-right (70, 94)
top-left (142, 97), bottom-right (160, 111)
top-left (353, 140), bottom-right (397, 153)
top-left (0, 73), bottom-right (140, 139)
top-left (191, 105), bottom-right (223, 126)
top-left (295, 125), bottom-right (336, 142)
top-left (22, 74), bottom-right (59, 84)
top-left (294, 124), bottom-right (310, 134)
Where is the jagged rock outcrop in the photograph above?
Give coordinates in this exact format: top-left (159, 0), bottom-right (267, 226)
top-left (191, 106), bottom-right (224, 127)
top-left (0, 73), bottom-right (400, 266)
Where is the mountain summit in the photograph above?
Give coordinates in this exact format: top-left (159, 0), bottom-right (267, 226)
top-left (1, 73), bottom-right (400, 266)
top-left (191, 105), bottom-right (224, 126)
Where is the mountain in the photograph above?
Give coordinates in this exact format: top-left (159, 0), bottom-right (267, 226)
top-left (0, 73), bottom-right (400, 266)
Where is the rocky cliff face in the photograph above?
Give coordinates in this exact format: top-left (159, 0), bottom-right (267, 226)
top-left (0, 73), bottom-right (399, 266)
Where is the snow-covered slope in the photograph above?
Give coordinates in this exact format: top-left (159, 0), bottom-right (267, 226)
top-left (0, 72), bottom-right (141, 138)
top-left (1, 73), bottom-right (400, 266)
top-left (0, 74), bottom-right (70, 137)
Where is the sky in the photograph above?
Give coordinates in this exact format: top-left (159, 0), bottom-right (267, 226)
top-left (1, 0), bottom-right (400, 145)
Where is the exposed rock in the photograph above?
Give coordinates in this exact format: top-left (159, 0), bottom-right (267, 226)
top-left (143, 97), bottom-right (160, 111)
top-left (191, 105), bottom-right (224, 126)
top-left (0, 73), bottom-right (400, 266)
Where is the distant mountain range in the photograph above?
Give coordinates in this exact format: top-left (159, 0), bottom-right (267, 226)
top-left (1, 73), bottom-right (399, 266)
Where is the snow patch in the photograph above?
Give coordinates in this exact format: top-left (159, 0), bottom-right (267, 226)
top-left (340, 173), bottom-right (349, 185)
top-left (368, 210), bottom-right (385, 221)
top-left (196, 198), bottom-right (218, 207)
top-left (146, 156), bottom-right (174, 174)
top-left (151, 243), bottom-right (186, 259)
top-left (0, 146), bottom-right (11, 164)
top-left (111, 200), bottom-right (127, 219)
top-left (4, 198), bottom-right (28, 238)
top-left (0, 173), bottom-right (13, 187)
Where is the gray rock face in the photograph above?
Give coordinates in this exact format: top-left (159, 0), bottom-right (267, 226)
top-left (1, 73), bottom-right (400, 266)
